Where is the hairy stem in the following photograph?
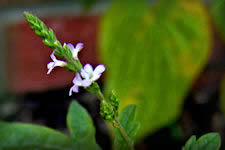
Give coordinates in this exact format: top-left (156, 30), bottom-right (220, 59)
top-left (96, 89), bottom-right (105, 102)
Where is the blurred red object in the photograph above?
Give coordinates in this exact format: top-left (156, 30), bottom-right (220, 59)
top-left (5, 15), bottom-right (101, 93)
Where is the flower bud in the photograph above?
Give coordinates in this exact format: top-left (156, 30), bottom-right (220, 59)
top-left (109, 90), bottom-right (119, 117)
top-left (100, 100), bottom-right (115, 122)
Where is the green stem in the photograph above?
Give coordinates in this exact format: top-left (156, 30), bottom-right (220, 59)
top-left (96, 89), bottom-right (134, 150)
top-left (96, 89), bottom-right (105, 102)
top-left (115, 117), bottom-right (134, 150)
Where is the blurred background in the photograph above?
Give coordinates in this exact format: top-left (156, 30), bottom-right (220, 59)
top-left (1, 0), bottom-right (225, 150)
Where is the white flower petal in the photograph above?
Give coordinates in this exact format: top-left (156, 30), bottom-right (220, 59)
top-left (91, 64), bottom-right (105, 81)
top-left (66, 43), bottom-right (83, 59)
top-left (80, 68), bottom-right (89, 79)
top-left (73, 85), bottom-right (79, 93)
top-left (47, 62), bottom-right (55, 74)
top-left (94, 64), bottom-right (105, 74)
top-left (72, 73), bottom-right (81, 83)
top-left (50, 52), bottom-right (57, 61)
top-left (69, 88), bottom-right (73, 96)
top-left (83, 64), bottom-right (93, 74)
top-left (55, 60), bottom-right (67, 67)
top-left (75, 43), bottom-right (83, 52)
top-left (81, 79), bottom-right (92, 87)
top-left (72, 51), bottom-right (79, 59)
top-left (47, 67), bottom-right (54, 74)
top-left (69, 85), bottom-right (79, 96)
top-left (72, 73), bottom-right (83, 86)
top-left (91, 73), bottom-right (101, 81)
top-left (47, 52), bottom-right (66, 74)
top-left (67, 43), bottom-right (75, 50)
top-left (47, 62), bottom-right (55, 70)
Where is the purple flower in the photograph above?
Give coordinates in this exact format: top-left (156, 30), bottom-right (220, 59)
top-left (80, 64), bottom-right (105, 87)
top-left (69, 64), bottom-right (105, 96)
top-left (47, 52), bottom-right (67, 74)
top-left (65, 42), bottom-right (83, 59)
top-left (69, 73), bottom-right (83, 96)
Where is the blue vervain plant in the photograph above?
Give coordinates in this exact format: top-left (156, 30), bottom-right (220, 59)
top-left (23, 11), bottom-right (139, 150)
top-left (0, 10), bottom-right (222, 150)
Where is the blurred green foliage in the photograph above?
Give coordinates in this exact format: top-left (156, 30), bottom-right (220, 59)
top-left (210, 0), bottom-right (225, 40)
top-left (211, 0), bottom-right (225, 118)
top-left (100, 0), bottom-right (210, 140)
top-left (220, 77), bottom-right (225, 116)
top-left (0, 121), bottom-right (76, 150)
top-left (79, 0), bottom-right (99, 10)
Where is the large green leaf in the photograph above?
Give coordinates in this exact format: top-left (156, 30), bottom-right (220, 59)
top-left (67, 101), bottom-right (101, 150)
top-left (114, 105), bottom-right (140, 150)
top-left (210, 0), bottom-right (225, 40)
top-left (0, 121), bottom-right (76, 150)
top-left (100, 0), bottom-right (210, 140)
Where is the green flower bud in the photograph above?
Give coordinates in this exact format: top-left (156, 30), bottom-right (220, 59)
top-left (43, 39), bottom-right (54, 48)
top-left (108, 90), bottom-right (120, 117)
top-left (24, 12), bottom-right (64, 56)
top-left (48, 29), bottom-right (57, 41)
top-left (53, 40), bottom-right (62, 49)
top-left (112, 120), bottom-right (120, 128)
top-left (34, 30), bottom-right (42, 37)
top-left (100, 100), bottom-right (115, 122)
top-left (41, 30), bottom-right (49, 38)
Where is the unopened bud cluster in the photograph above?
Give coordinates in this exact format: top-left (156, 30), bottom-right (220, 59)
top-left (100, 100), bottom-right (115, 121)
top-left (100, 90), bottom-right (120, 122)
top-left (109, 90), bottom-right (119, 116)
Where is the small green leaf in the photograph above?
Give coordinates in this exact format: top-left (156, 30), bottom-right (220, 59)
top-left (66, 101), bottom-right (101, 150)
top-left (114, 105), bottom-right (140, 150)
top-left (0, 121), bottom-right (76, 150)
top-left (183, 136), bottom-right (196, 150)
top-left (192, 133), bottom-right (221, 150)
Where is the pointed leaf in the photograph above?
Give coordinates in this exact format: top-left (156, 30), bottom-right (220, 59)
top-left (114, 105), bottom-right (140, 150)
top-left (182, 136), bottom-right (197, 150)
top-left (67, 101), bottom-right (101, 150)
top-left (192, 133), bottom-right (221, 150)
